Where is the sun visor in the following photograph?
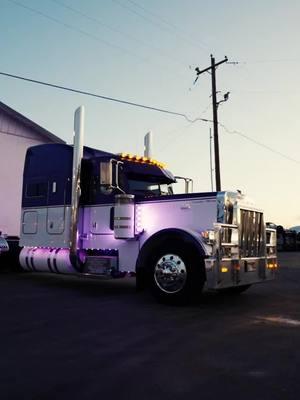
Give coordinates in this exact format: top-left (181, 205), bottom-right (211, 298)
top-left (123, 161), bottom-right (176, 184)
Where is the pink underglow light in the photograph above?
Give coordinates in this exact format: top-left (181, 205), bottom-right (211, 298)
top-left (135, 205), bottom-right (144, 234)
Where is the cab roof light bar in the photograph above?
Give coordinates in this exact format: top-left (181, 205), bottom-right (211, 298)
top-left (119, 153), bottom-right (166, 169)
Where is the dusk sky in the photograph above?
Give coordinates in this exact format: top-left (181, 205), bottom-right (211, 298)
top-left (1, 0), bottom-right (300, 227)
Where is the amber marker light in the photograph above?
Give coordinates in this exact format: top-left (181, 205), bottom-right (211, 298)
top-left (221, 267), bottom-right (229, 273)
top-left (267, 261), bottom-right (278, 270)
top-left (119, 153), bottom-right (166, 168)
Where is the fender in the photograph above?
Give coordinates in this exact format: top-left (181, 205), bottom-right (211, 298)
top-left (136, 228), bottom-right (208, 290)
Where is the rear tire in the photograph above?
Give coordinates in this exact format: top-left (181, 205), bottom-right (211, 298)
top-left (147, 241), bottom-right (205, 305)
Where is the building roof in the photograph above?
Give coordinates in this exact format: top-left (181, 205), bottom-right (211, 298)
top-left (0, 101), bottom-right (65, 144)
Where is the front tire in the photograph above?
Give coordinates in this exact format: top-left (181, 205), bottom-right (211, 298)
top-left (147, 241), bottom-right (205, 305)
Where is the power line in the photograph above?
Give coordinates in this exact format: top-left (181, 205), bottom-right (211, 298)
top-left (157, 122), bottom-right (195, 154)
top-left (8, 0), bottom-right (188, 78)
top-left (8, 0), bottom-right (143, 60)
top-left (0, 71), bottom-right (211, 123)
top-left (200, 101), bottom-right (212, 115)
top-left (1, 70), bottom-right (297, 166)
top-left (8, 0), bottom-right (185, 79)
top-left (111, 0), bottom-right (208, 53)
top-left (219, 123), bottom-right (300, 165)
top-left (158, 120), bottom-right (300, 165)
top-left (125, 0), bottom-right (209, 51)
top-left (154, 99), bottom-right (213, 155)
top-left (243, 59), bottom-right (300, 64)
top-left (112, 0), bottom-right (176, 33)
top-left (231, 89), bottom-right (300, 94)
top-left (51, 0), bottom-right (188, 69)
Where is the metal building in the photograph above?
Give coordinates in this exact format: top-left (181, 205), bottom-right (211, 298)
top-left (0, 102), bottom-right (64, 238)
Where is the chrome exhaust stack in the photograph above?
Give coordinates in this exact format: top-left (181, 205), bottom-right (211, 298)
top-left (144, 131), bottom-right (153, 158)
top-left (69, 106), bottom-right (85, 269)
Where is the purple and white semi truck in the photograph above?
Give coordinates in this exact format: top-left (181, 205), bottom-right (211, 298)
top-left (18, 107), bottom-right (277, 303)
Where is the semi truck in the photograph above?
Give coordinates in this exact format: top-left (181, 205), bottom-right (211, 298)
top-left (18, 106), bottom-right (277, 303)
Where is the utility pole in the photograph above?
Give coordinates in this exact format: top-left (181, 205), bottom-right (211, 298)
top-left (209, 127), bottom-right (214, 192)
top-left (194, 55), bottom-right (228, 191)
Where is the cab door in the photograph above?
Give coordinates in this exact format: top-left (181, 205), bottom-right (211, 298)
top-left (46, 176), bottom-right (70, 235)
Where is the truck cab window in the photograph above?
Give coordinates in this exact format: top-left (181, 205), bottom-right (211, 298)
top-left (26, 182), bottom-right (48, 198)
top-left (128, 180), bottom-right (172, 196)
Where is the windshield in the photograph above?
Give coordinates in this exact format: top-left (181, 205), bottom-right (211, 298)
top-left (128, 179), bottom-right (173, 196)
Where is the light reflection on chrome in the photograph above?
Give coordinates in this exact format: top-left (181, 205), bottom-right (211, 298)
top-left (154, 253), bottom-right (187, 294)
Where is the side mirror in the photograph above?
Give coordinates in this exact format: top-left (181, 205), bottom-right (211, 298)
top-left (99, 160), bottom-right (124, 194)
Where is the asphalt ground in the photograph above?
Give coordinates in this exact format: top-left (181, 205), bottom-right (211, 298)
top-left (0, 252), bottom-right (300, 400)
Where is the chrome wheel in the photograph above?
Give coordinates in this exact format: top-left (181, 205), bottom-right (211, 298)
top-left (154, 253), bottom-right (187, 294)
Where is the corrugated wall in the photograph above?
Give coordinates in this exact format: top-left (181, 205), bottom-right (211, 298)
top-left (0, 111), bottom-right (59, 236)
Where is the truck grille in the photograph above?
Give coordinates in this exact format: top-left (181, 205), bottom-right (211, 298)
top-left (240, 209), bottom-right (264, 258)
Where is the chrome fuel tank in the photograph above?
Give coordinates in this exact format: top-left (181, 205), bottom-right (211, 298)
top-left (19, 247), bottom-right (77, 274)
